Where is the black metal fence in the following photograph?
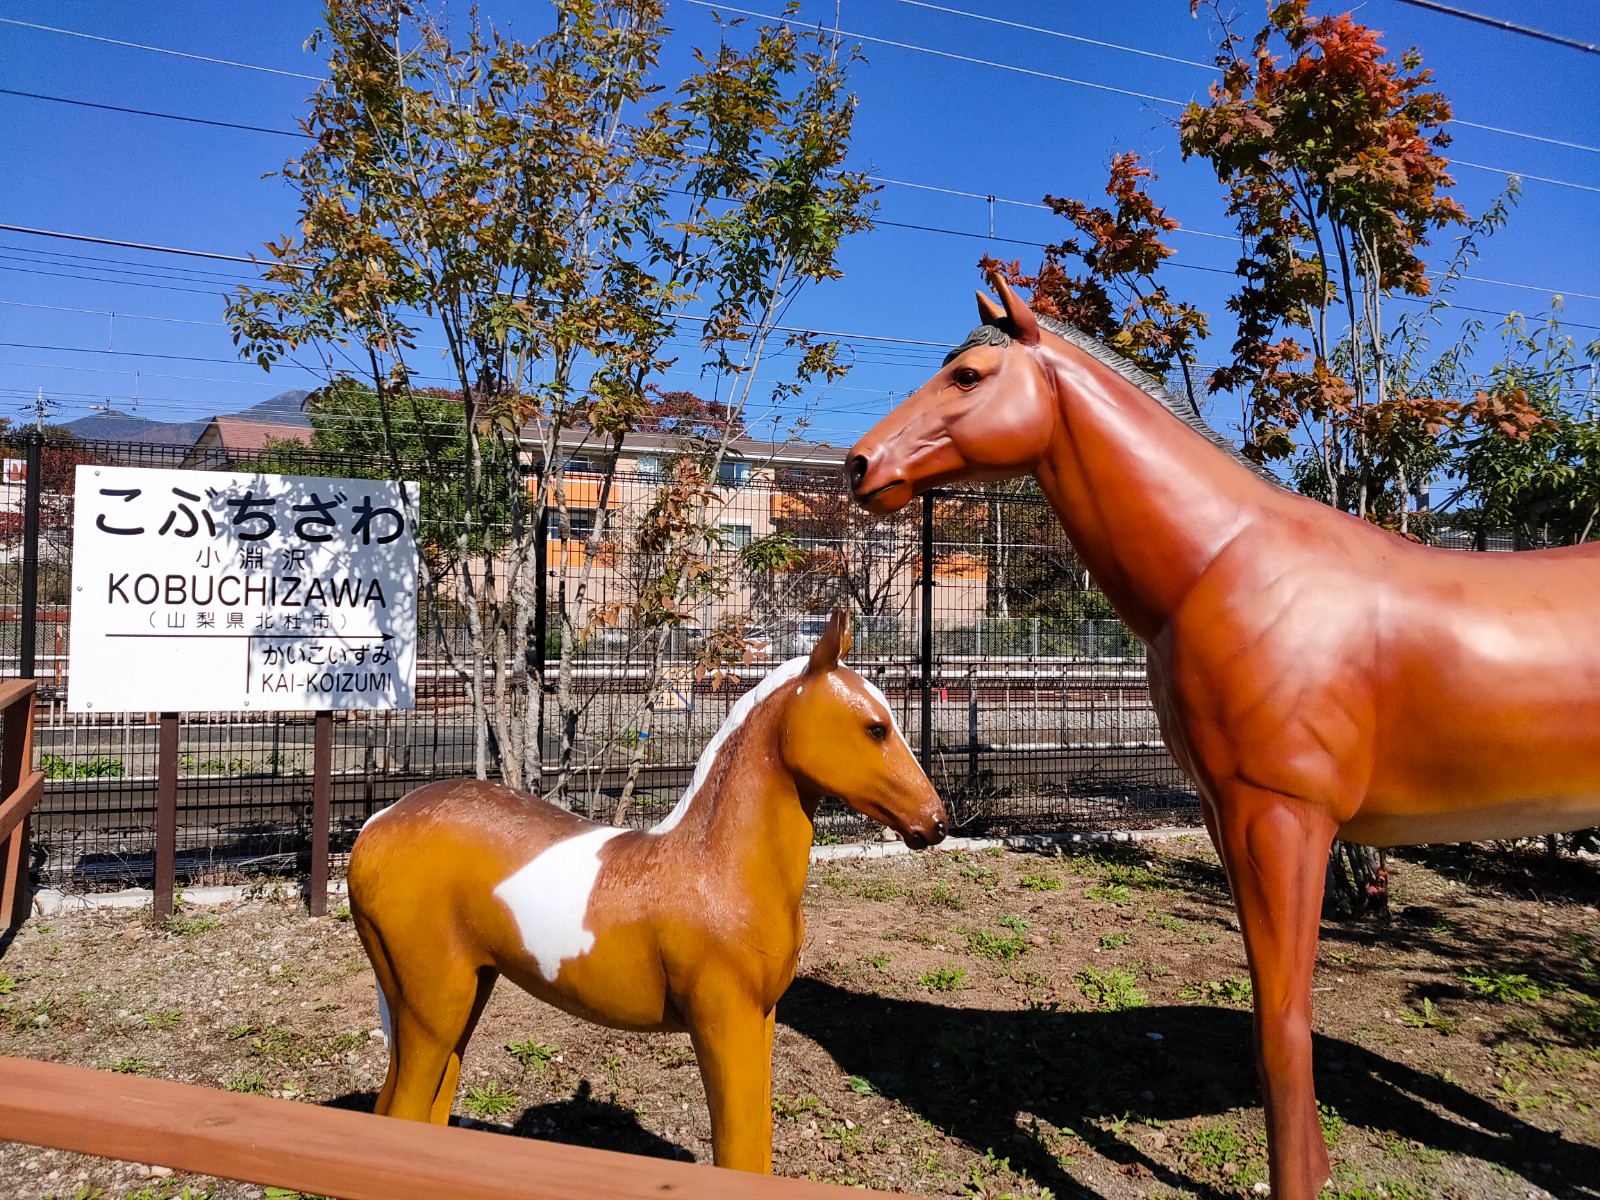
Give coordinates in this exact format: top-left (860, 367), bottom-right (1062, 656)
top-left (2, 433), bottom-right (1201, 889)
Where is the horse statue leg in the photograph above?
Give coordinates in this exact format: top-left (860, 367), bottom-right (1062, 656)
top-left (355, 909), bottom-right (498, 1124)
top-left (683, 970), bottom-right (778, 1173)
top-left (1210, 785), bottom-right (1339, 1200)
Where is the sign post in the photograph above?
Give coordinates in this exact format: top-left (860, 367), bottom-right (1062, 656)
top-left (67, 466), bottom-right (419, 914)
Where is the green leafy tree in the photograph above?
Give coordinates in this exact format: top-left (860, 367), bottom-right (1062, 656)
top-left (229, 0), bottom-right (872, 797)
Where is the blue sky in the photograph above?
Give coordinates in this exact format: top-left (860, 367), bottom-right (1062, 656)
top-left (1, 0), bottom-right (1596, 448)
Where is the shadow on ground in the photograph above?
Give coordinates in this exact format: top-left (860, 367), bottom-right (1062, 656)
top-left (780, 978), bottom-right (1600, 1200)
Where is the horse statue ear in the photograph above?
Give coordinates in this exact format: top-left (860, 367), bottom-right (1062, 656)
top-left (987, 271), bottom-right (1040, 346)
top-left (807, 609), bottom-right (852, 674)
top-left (975, 290), bottom-right (1006, 326)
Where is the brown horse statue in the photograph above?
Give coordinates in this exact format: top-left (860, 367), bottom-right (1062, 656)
top-left (846, 274), bottom-right (1600, 1200)
top-left (347, 610), bottom-right (945, 1173)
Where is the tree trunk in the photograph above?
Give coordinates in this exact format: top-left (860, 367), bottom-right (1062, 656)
top-left (1323, 841), bottom-right (1390, 921)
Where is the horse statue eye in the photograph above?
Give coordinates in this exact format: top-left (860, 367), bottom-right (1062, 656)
top-left (867, 723), bottom-right (889, 742)
top-left (952, 367), bottom-right (981, 388)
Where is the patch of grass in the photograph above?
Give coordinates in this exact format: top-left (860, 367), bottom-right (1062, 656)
top-left (1017, 873), bottom-right (1061, 891)
top-left (505, 1038), bottom-right (561, 1071)
top-left (996, 913), bottom-right (1029, 933)
top-left (0, 971), bottom-right (15, 995)
top-left (1098, 931), bottom-right (1131, 950)
top-left (143, 1009), bottom-right (183, 1029)
top-left (919, 963), bottom-right (968, 992)
top-left (40, 753), bottom-right (124, 779)
top-left (865, 951), bottom-right (891, 973)
top-left (847, 1074), bottom-right (878, 1095)
top-left (1145, 910), bottom-right (1187, 933)
top-left (462, 1079), bottom-right (520, 1119)
top-left (926, 880), bottom-right (966, 910)
top-left (1180, 977), bottom-right (1253, 1006)
top-left (1462, 967), bottom-right (1543, 1004)
top-left (1183, 1121), bottom-right (1245, 1171)
top-left (1399, 997), bottom-right (1458, 1035)
top-left (1073, 965), bottom-right (1146, 1011)
top-left (103, 1056), bottom-right (153, 1074)
top-left (854, 878), bottom-right (903, 901)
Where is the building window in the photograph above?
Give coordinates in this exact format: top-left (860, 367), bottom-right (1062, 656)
top-left (635, 454), bottom-right (664, 480)
top-left (566, 507), bottom-right (601, 539)
top-left (720, 523), bottom-right (752, 549)
top-left (718, 459), bottom-right (751, 485)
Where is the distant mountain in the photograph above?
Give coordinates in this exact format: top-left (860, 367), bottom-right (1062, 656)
top-left (61, 389), bottom-right (311, 446)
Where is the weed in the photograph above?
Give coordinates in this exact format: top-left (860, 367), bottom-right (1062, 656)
top-left (463, 1079), bottom-right (520, 1118)
top-left (865, 951), bottom-right (891, 973)
top-left (927, 880), bottom-right (966, 910)
top-left (1073, 966), bottom-right (1146, 1011)
top-left (1183, 1122), bottom-right (1244, 1171)
top-left (1098, 932), bottom-right (1130, 950)
top-left (0, 971), bottom-right (15, 995)
top-left (225, 1069), bottom-right (271, 1095)
top-left (143, 1009), bottom-right (183, 1029)
top-left (1086, 882), bottom-right (1133, 904)
top-left (104, 1056), bottom-right (153, 1074)
top-left (1318, 1102), bottom-right (1345, 1149)
top-left (822, 1121), bottom-right (863, 1154)
top-left (1462, 967), bottom-right (1543, 1004)
top-left (40, 754), bottom-right (124, 779)
top-left (964, 925), bottom-right (1030, 961)
top-left (773, 1093), bottom-right (828, 1121)
top-left (822, 868), bottom-right (848, 889)
top-left (1181, 977), bottom-right (1253, 1006)
top-left (919, 963), bottom-right (968, 992)
top-left (163, 910), bottom-right (220, 937)
top-left (1556, 999), bottom-right (1600, 1046)
top-left (1018, 874), bottom-right (1061, 891)
top-left (332, 902), bottom-right (352, 921)
top-left (847, 1074), bottom-right (878, 1095)
top-left (996, 913), bottom-right (1029, 932)
top-left (505, 1038), bottom-right (561, 1071)
top-left (1399, 997), bottom-right (1457, 1035)
top-left (1145, 910), bottom-right (1187, 933)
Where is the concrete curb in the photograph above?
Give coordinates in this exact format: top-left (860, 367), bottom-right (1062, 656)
top-left (30, 826), bottom-right (1208, 916)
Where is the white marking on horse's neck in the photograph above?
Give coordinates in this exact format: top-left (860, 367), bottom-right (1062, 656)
top-left (651, 656), bottom-right (811, 836)
top-left (494, 825), bottom-right (627, 982)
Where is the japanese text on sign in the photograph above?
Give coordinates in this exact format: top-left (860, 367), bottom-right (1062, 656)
top-left (68, 465), bottom-right (419, 713)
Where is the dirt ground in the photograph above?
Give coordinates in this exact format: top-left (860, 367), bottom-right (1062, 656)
top-left (2, 836), bottom-right (1598, 1200)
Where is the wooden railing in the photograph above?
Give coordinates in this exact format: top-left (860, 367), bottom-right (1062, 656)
top-left (0, 679), bottom-right (41, 934)
top-left (0, 1057), bottom-right (899, 1200)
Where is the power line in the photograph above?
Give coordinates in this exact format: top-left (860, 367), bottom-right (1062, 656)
top-left (0, 224), bottom-right (257, 264)
top-left (1392, 0), bottom-right (1600, 56)
top-left (0, 17), bottom-right (323, 79)
top-left (0, 88), bottom-right (308, 138)
top-left (889, 0), bottom-right (1600, 155)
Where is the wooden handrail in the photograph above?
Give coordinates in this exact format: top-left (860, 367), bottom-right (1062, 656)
top-left (0, 1057), bottom-right (902, 1200)
top-left (0, 678), bottom-right (37, 933)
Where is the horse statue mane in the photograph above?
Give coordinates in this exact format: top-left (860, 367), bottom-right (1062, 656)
top-left (947, 313), bottom-right (1282, 486)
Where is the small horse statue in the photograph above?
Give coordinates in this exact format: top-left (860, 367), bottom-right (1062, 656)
top-left (845, 275), bottom-right (1600, 1200)
top-left (347, 610), bottom-right (946, 1173)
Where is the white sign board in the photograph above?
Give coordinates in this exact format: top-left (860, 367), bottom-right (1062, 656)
top-left (68, 465), bottom-right (419, 713)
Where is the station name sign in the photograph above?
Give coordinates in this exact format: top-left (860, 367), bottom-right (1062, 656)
top-left (68, 465), bottom-right (419, 713)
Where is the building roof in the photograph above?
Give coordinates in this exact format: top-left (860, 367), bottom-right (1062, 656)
top-left (182, 416), bottom-right (312, 468)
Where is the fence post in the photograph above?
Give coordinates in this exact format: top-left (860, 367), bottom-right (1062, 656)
top-left (19, 430), bottom-right (42, 680)
top-left (153, 712), bottom-right (179, 921)
top-left (919, 491), bottom-right (934, 773)
top-left (308, 710), bottom-right (332, 916)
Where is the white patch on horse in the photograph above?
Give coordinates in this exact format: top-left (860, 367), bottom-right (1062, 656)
top-left (652, 656), bottom-right (810, 835)
top-left (495, 826), bottom-right (627, 981)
